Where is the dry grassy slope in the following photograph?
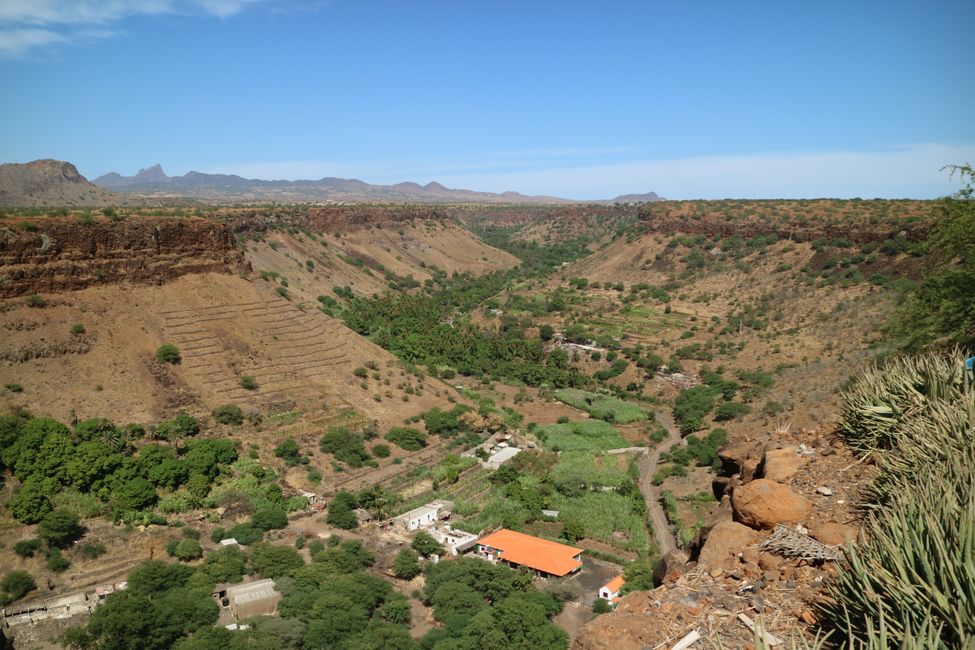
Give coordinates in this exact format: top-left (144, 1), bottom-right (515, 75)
top-left (552, 231), bottom-right (898, 434)
top-left (0, 272), bottom-right (454, 427)
top-left (243, 219), bottom-right (519, 305)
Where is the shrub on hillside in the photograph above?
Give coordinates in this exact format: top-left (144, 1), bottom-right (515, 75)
top-left (211, 404), bottom-right (244, 425)
top-left (384, 427), bottom-right (427, 451)
top-left (155, 344), bottom-right (181, 364)
top-left (319, 427), bottom-right (370, 468)
top-left (0, 571), bottom-right (36, 605)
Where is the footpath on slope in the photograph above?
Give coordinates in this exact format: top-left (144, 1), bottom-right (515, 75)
top-left (638, 411), bottom-right (682, 557)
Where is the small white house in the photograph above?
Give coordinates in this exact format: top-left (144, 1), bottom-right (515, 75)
top-left (598, 576), bottom-right (625, 604)
top-left (392, 500), bottom-right (453, 531)
top-left (483, 446), bottom-right (520, 470)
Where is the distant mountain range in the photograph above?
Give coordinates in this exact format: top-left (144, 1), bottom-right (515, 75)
top-left (0, 159), bottom-right (662, 207)
top-left (94, 164), bottom-right (661, 204)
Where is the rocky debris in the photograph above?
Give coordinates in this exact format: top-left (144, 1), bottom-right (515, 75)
top-left (762, 446), bottom-right (807, 482)
top-left (698, 521), bottom-right (760, 571)
top-left (815, 486), bottom-right (834, 496)
top-left (0, 333), bottom-right (95, 363)
top-left (732, 479), bottom-right (812, 529)
top-left (573, 566), bottom-right (830, 650)
top-left (808, 521), bottom-right (855, 546)
top-left (0, 216), bottom-right (246, 298)
top-left (655, 548), bottom-right (691, 584)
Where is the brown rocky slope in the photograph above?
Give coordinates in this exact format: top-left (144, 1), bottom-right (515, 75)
top-left (0, 215), bottom-right (245, 298)
top-left (0, 159), bottom-right (134, 208)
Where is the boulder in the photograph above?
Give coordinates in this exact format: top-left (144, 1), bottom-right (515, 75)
top-left (718, 442), bottom-right (763, 481)
top-left (762, 447), bottom-right (806, 482)
top-left (732, 479), bottom-right (812, 529)
top-left (697, 521), bottom-right (759, 570)
top-left (809, 521), bottom-right (855, 546)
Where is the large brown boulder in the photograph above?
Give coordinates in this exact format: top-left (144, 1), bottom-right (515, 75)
top-left (698, 521), bottom-right (759, 570)
top-left (732, 479), bottom-right (812, 529)
top-left (809, 521), bottom-right (855, 546)
top-left (762, 447), bottom-right (806, 482)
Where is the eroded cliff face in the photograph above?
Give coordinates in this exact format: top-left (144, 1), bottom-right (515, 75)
top-left (217, 204), bottom-right (452, 234)
top-left (0, 216), bottom-right (246, 298)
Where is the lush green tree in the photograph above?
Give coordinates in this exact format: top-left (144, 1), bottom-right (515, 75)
top-left (384, 427), bottom-right (427, 451)
top-left (888, 165), bottom-right (975, 349)
top-left (211, 404), bottom-right (244, 426)
top-left (356, 485), bottom-right (398, 519)
top-left (66, 441), bottom-right (123, 491)
top-left (561, 518), bottom-right (585, 543)
top-left (320, 428), bottom-right (370, 468)
top-left (113, 477), bottom-right (157, 511)
top-left (38, 508), bottom-right (83, 548)
top-left (251, 505), bottom-right (288, 531)
top-left (167, 538), bottom-right (203, 561)
top-left (343, 622), bottom-right (419, 650)
top-left (250, 543), bottom-right (304, 579)
top-left (377, 594), bottom-right (412, 626)
top-left (392, 548), bottom-right (421, 580)
top-left (13, 538), bottom-right (42, 558)
top-left (46, 548), bottom-right (70, 572)
top-left (201, 546), bottom-right (247, 584)
top-left (303, 593), bottom-right (369, 648)
top-left (227, 523), bottom-right (263, 546)
top-left (410, 530), bottom-right (445, 557)
top-left (315, 540), bottom-right (375, 573)
top-left (592, 597), bottom-right (612, 613)
top-left (10, 476), bottom-right (55, 523)
top-left (0, 571), bottom-right (36, 604)
top-left (274, 437), bottom-right (302, 466)
top-left (539, 324), bottom-right (555, 341)
top-left (326, 490), bottom-right (359, 530)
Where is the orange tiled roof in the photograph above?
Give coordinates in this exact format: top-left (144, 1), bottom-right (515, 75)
top-left (603, 575), bottom-right (625, 593)
top-left (478, 529), bottom-right (583, 576)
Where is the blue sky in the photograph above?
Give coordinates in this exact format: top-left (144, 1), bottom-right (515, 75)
top-left (1, 1), bottom-right (973, 199)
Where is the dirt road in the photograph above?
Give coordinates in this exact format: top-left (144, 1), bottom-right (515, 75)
top-left (638, 410), bottom-right (682, 557)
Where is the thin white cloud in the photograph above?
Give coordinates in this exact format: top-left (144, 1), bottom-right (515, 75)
top-left (193, 144), bottom-right (975, 199)
top-left (0, 28), bottom-right (66, 58)
top-left (0, 0), bottom-right (263, 58)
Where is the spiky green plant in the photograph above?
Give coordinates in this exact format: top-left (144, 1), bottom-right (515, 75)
top-left (825, 453), bottom-right (974, 648)
top-left (840, 350), bottom-right (973, 454)
top-left (826, 350), bottom-right (975, 648)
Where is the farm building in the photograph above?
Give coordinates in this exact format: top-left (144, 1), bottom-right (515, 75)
top-left (598, 575), bottom-right (625, 604)
top-left (428, 525), bottom-right (480, 556)
top-left (392, 500), bottom-right (452, 531)
top-left (214, 579), bottom-right (282, 621)
top-left (484, 445), bottom-right (521, 469)
top-left (477, 528), bottom-right (583, 577)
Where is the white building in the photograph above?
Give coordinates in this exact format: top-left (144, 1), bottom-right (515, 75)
top-left (428, 525), bottom-right (480, 556)
top-left (598, 575), bottom-right (625, 604)
top-left (392, 500), bottom-right (453, 531)
top-left (484, 446), bottom-right (520, 470)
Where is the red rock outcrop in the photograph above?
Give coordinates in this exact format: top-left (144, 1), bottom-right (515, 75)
top-left (0, 216), bottom-right (245, 298)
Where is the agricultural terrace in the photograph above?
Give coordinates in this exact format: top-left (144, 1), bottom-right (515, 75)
top-left (554, 389), bottom-right (649, 423)
top-left (533, 420), bottom-right (629, 452)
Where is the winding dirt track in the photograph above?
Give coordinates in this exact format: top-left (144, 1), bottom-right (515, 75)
top-left (638, 411), bottom-right (682, 557)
